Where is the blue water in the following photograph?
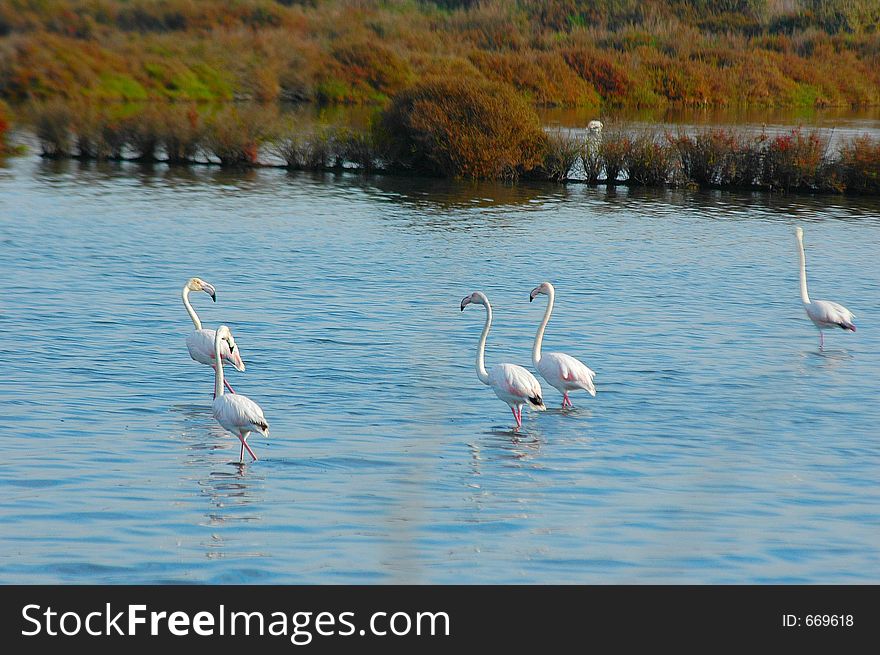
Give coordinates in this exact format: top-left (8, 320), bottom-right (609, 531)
top-left (1, 155), bottom-right (879, 583)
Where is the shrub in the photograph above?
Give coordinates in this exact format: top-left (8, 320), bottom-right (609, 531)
top-left (598, 132), bottom-right (630, 183)
top-left (625, 132), bottom-right (675, 186)
top-left (0, 99), bottom-right (9, 153)
top-left (203, 105), bottom-right (277, 167)
top-left (762, 128), bottom-right (827, 191)
top-left (379, 76), bottom-right (547, 180)
top-left (838, 135), bottom-right (880, 194)
top-left (32, 99), bottom-right (74, 157)
top-left (271, 125), bottom-right (342, 170)
top-left (532, 129), bottom-right (581, 182)
top-left (161, 104), bottom-right (203, 163)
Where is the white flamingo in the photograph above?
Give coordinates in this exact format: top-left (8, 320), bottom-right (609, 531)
top-left (212, 325), bottom-right (269, 462)
top-left (795, 227), bottom-right (856, 349)
top-left (182, 277), bottom-right (244, 395)
top-left (460, 291), bottom-right (545, 430)
top-left (530, 282), bottom-right (596, 408)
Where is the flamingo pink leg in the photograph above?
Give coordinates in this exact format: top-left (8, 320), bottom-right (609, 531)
top-left (238, 433), bottom-right (258, 462)
top-left (517, 405), bottom-right (523, 427)
top-left (819, 332), bottom-right (824, 349)
top-left (562, 393), bottom-right (571, 408)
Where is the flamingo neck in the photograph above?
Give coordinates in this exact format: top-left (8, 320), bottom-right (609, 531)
top-left (475, 302), bottom-right (491, 385)
top-left (532, 286), bottom-right (555, 366)
top-left (182, 286), bottom-right (202, 330)
top-left (214, 331), bottom-right (225, 398)
top-left (797, 234), bottom-right (811, 304)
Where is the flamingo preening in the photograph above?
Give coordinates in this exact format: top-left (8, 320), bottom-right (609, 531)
top-left (212, 325), bottom-right (269, 462)
top-left (795, 227), bottom-right (856, 349)
top-left (182, 277), bottom-right (244, 395)
top-left (461, 291), bottom-right (545, 430)
top-left (530, 282), bottom-right (596, 408)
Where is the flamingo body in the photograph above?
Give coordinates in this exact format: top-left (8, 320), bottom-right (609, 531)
top-left (211, 325), bottom-right (268, 462)
top-left (488, 363), bottom-right (546, 411)
top-left (461, 291), bottom-right (545, 429)
top-left (530, 281), bottom-right (597, 408)
top-left (795, 227), bottom-right (856, 348)
top-left (535, 351), bottom-right (596, 399)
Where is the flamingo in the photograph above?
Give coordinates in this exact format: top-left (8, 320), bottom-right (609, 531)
top-left (212, 325), bottom-right (269, 462)
top-left (795, 227), bottom-right (856, 349)
top-left (182, 277), bottom-right (244, 395)
top-left (529, 282), bottom-right (596, 408)
top-left (460, 291), bottom-right (545, 430)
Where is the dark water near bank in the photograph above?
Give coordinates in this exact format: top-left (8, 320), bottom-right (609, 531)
top-left (1, 153), bottom-right (879, 583)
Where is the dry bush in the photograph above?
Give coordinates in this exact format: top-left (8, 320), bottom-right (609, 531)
top-left (762, 128), bottom-right (827, 190)
top-left (31, 99), bottom-right (74, 157)
top-left (379, 75), bottom-right (547, 180)
top-left (202, 105), bottom-right (277, 166)
top-left (598, 132), bottom-right (630, 183)
top-left (838, 134), bottom-right (880, 194)
top-left (625, 132), bottom-right (675, 186)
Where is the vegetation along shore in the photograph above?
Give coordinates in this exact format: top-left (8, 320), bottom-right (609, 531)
top-left (2, 1), bottom-right (880, 190)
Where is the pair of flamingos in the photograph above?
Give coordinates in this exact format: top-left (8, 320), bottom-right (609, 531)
top-left (183, 278), bottom-right (268, 463)
top-left (463, 227), bottom-right (856, 430)
top-left (461, 282), bottom-right (597, 431)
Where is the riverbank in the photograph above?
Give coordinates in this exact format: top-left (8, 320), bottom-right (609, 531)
top-left (16, 96), bottom-right (880, 195)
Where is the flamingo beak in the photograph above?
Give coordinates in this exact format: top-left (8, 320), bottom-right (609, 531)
top-left (229, 346), bottom-right (245, 372)
top-left (460, 296), bottom-right (471, 311)
top-left (202, 282), bottom-right (217, 302)
top-left (529, 287), bottom-right (540, 302)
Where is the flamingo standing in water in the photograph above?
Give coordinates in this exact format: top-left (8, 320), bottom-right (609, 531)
top-left (461, 291), bottom-right (545, 430)
top-left (530, 282), bottom-right (596, 408)
top-left (182, 277), bottom-right (244, 395)
top-left (795, 227), bottom-right (856, 349)
top-left (212, 325), bottom-right (269, 462)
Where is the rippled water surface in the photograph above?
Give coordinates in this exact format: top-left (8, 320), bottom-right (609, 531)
top-left (1, 155), bottom-right (879, 583)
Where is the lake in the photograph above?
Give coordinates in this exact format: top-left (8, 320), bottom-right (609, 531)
top-left (1, 152), bottom-right (879, 583)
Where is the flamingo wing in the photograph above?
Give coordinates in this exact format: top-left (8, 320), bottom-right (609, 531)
top-left (213, 393), bottom-right (269, 435)
top-left (811, 300), bottom-right (856, 330)
top-left (541, 352), bottom-right (597, 396)
top-left (491, 363), bottom-right (545, 409)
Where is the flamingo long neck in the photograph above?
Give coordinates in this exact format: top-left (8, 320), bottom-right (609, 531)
top-left (532, 287), bottom-right (555, 367)
top-left (797, 233), bottom-right (811, 304)
top-left (182, 286), bottom-right (202, 330)
top-left (475, 303), bottom-right (492, 385)
top-left (214, 331), bottom-right (225, 398)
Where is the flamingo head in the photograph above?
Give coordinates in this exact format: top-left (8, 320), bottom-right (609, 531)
top-left (460, 291), bottom-right (489, 311)
top-left (186, 277), bottom-right (216, 302)
top-left (216, 325), bottom-right (245, 372)
top-left (529, 281), bottom-right (554, 302)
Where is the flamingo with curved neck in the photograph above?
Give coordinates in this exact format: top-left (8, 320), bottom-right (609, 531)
top-left (212, 325), bottom-right (268, 463)
top-left (182, 277), bottom-right (244, 396)
top-left (461, 291), bottom-right (545, 430)
top-left (795, 227), bottom-right (855, 349)
top-left (530, 281), bottom-right (596, 408)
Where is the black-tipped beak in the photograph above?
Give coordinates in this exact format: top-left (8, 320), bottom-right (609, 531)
top-left (460, 297), bottom-right (469, 311)
top-left (210, 292), bottom-right (217, 302)
top-left (529, 295), bottom-right (533, 302)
